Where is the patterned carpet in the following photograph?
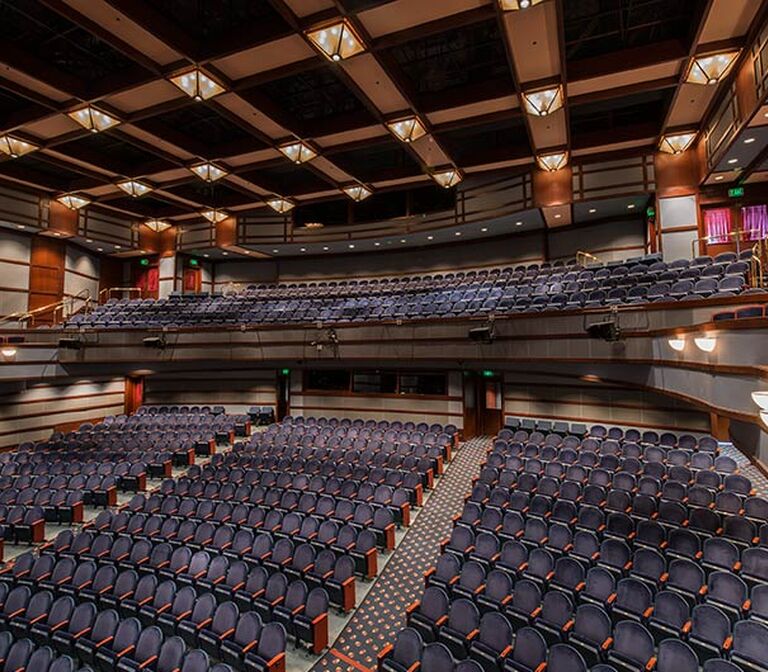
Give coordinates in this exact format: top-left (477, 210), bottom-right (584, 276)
top-left (310, 436), bottom-right (492, 672)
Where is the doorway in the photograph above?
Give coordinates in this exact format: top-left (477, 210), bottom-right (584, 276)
top-left (463, 372), bottom-right (503, 438)
top-left (183, 267), bottom-right (202, 293)
top-left (276, 371), bottom-right (290, 420)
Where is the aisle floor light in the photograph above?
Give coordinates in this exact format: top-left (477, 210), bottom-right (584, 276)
top-left (170, 69), bottom-right (225, 101)
top-left (68, 106), bottom-right (120, 133)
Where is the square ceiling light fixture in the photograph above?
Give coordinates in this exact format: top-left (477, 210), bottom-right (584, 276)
top-left (431, 167), bottom-right (463, 189)
top-left (190, 162), bottom-right (227, 182)
top-left (306, 18), bottom-right (366, 62)
top-left (170, 68), bottom-right (225, 101)
top-left (278, 141), bottom-right (317, 165)
top-left (686, 51), bottom-right (739, 85)
top-left (659, 131), bottom-right (697, 154)
top-left (116, 179), bottom-right (153, 198)
top-left (342, 184), bottom-right (372, 202)
top-left (68, 106), bottom-right (120, 133)
top-left (57, 194), bottom-right (91, 210)
top-left (0, 134), bottom-right (38, 158)
top-left (266, 197), bottom-right (295, 213)
top-left (522, 84), bottom-right (564, 117)
top-left (499, 0), bottom-right (546, 9)
top-left (201, 209), bottom-right (228, 223)
top-left (536, 150), bottom-right (569, 172)
top-left (144, 219), bottom-right (172, 233)
top-left (387, 116), bottom-right (427, 143)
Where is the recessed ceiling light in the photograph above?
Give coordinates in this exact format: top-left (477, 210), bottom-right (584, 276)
top-left (190, 162), bottom-right (227, 182)
top-left (68, 106), bottom-right (120, 133)
top-left (266, 197), bottom-right (295, 213)
top-left (222, 252), bottom-right (228, 256)
top-left (714, 175), bottom-right (725, 181)
top-left (537, 150), bottom-right (569, 172)
top-left (17, 225), bottom-right (25, 230)
top-left (144, 219), bottom-right (171, 233)
top-left (272, 249), bottom-right (279, 253)
top-left (522, 84), bottom-right (564, 117)
top-left (0, 134), bottom-right (38, 158)
top-left (278, 141), bottom-right (317, 164)
top-left (589, 208), bottom-right (597, 213)
top-left (386, 116), bottom-right (426, 143)
top-left (348, 244), bottom-right (355, 249)
top-left (342, 184), bottom-right (372, 201)
top-left (499, 0), bottom-right (544, 9)
top-left (117, 179), bottom-right (152, 198)
top-left (169, 68), bottom-right (225, 101)
top-left (57, 194), bottom-right (90, 210)
top-left (374, 242), bottom-right (381, 247)
top-left (427, 235), bottom-right (434, 240)
top-left (455, 231), bottom-right (462, 236)
top-left (114, 244), bottom-right (121, 249)
top-left (659, 131), bottom-right (696, 154)
top-left (400, 239), bottom-right (406, 243)
top-left (627, 204), bottom-right (636, 209)
top-left (323, 246), bottom-right (329, 251)
top-left (306, 18), bottom-right (366, 62)
top-left (97, 248), bottom-right (103, 252)
top-left (744, 138), bottom-right (756, 144)
top-left (431, 167), bottom-right (463, 188)
top-left (727, 158), bottom-right (738, 164)
top-left (481, 227), bottom-right (488, 232)
top-left (686, 51), bottom-right (739, 85)
top-left (201, 209), bottom-right (228, 223)
top-left (554, 213), bottom-right (562, 219)
top-left (203, 254), bottom-right (209, 258)
top-left (515, 221), bottom-right (523, 226)
top-left (243, 251), bottom-right (251, 255)
top-left (300, 248), bottom-right (307, 252)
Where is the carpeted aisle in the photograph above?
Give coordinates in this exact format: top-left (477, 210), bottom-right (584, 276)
top-left (311, 436), bottom-right (492, 672)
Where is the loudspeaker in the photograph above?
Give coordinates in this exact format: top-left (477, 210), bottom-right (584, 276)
top-left (58, 337), bottom-right (82, 350)
top-left (586, 320), bottom-right (621, 342)
top-left (142, 336), bottom-right (166, 349)
top-left (468, 326), bottom-right (494, 344)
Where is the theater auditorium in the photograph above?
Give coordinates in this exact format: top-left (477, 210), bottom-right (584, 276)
top-left (0, 1), bottom-right (768, 671)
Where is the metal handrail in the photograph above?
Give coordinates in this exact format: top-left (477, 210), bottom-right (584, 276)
top-left (0, 289), bottom-right (92, 329)
top-left (576, 250), bottom-right (600, 266)
top-left (690, 229), bottom-right (766, 257)
top-left (98, 286), bottom-right (142, 304)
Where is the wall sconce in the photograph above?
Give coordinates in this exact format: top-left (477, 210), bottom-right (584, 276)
top-left (694, 336), bottom-right (716, 352)
top-left (752, 391), bottom-right (768, 428)
top-left (668, 337), bottom-right (685, 351)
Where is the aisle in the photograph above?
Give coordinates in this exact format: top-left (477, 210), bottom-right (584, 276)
top-left (310, 436), bottom-right (492, 672)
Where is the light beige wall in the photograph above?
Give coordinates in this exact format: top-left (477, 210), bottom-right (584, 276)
top-left (0, 376), bottom-right (125, 448)
top-left (0, 229), bottom-right (31, 318)
top-left (288, 370), bottom-right (464, 427)
top-left (503, 371), bottom-right (710, 432)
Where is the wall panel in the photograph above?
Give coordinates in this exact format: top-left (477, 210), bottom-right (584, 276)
top-left (0, 229), bottom-right (31, 318)
top-left (63, 245), bottom-right (100, 312)
top-left (144, 369), bottom-right (277, 413)
top-left (0, 377), bottom-right (125, 448)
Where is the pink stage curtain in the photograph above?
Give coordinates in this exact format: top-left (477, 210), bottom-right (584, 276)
top-left (742, 205), bottom-right (768, 241)
top-left (704, 208), bottom-right (732, 244)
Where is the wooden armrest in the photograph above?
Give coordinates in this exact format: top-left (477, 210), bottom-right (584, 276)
top-left (601, 637), bottom-right (613, 651)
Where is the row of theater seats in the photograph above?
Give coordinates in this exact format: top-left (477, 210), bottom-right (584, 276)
top-left (63, 252), bottom-right (764, 330)
top-left (379, 424), bottom-right (766, 672)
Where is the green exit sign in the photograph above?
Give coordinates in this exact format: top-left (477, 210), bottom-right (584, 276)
top-left (139, 258), bottom-right (149, 266)
top-left (189, 258), bottom-right (199, 267)
top-left (281, 368), bottom-right (290, 376)
top-left (728, 186), bottom-right (744, 198)
top-left (482, 370), bottom-right (495, 378)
